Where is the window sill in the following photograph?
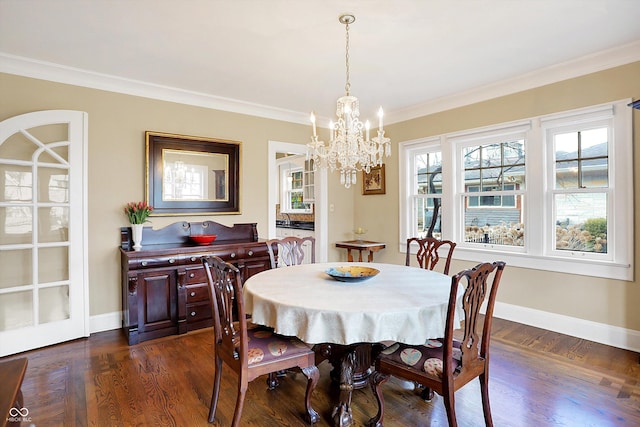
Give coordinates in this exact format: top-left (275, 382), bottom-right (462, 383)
top-left (453, 247), bottom-right (632, 281)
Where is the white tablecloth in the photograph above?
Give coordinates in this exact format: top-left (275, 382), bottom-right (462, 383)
top-left (243, 262), bottom-right (462, 346)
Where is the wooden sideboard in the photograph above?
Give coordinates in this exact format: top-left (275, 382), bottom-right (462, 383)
top-left (120, 221), bottom-right (270, 345)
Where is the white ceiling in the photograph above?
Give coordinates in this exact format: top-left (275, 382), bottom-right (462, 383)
top-left (1, 0), bottom-right (639, 125)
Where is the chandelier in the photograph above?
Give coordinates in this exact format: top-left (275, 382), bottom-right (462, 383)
top-left (307, 14), bottom-right (391, 188)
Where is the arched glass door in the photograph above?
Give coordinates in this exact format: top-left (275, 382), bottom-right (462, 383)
top-left (0, 110), bottom-right (88, 356)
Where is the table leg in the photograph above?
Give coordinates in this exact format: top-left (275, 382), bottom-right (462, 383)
top-left (332, 351), bottom-right (355, 427)
top-left (346, 249), bottom-right (354, 262)
top-left (357, 250), bottom-right (364, 262)
top-left (314, 343), bottom-right (381, 427)
top-left (367, 250), bottom-right (374, 262)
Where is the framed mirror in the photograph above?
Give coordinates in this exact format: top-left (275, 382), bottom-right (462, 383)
top-left (146, 131), bottom-right (241, 215)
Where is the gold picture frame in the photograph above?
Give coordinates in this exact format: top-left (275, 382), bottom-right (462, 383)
top-left (362, 164), bottom-right (386, 195)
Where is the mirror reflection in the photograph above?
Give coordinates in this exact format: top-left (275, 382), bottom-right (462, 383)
top-left (162, 149), bottom-right (228, 202)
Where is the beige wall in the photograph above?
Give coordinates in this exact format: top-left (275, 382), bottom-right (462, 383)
top-left (0, 73), bottom-right (355, 317)
top-left (2, 61), bottom-right (639, 337)
top-left (357, 61), bottom-right (640, 332)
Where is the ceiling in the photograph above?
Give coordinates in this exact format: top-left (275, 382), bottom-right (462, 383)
top-left (1, 0), bottom-right (639, 126)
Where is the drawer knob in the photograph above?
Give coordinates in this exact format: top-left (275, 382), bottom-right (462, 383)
top-left (141, 261), bottom-right (148, 267)
top-left (169, 258), bottom-right (176, 264)
top-left (190, 291), bottom-right (196, 297)
top-left (230, 252), bottom-right (236, 258)
top-left (191, 257), bottom-right (197, 262)
top-left (190, 311), bottom-right (196, 317)
top-left (189, 273), bottom-right (195, 278)
top-left (248, 250), bottom-right (254, 256)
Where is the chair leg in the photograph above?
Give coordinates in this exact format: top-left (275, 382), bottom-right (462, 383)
top-left (208, 356), bottom-right (223, 423)
top-left (419, 385), bottom-right (435, 401)
top-left (267, 372), bottom-right (279, 390)
top-left (231, 380), bottom-right (249, 427)
top-left (479, 373), bottom-right (494, 427)
top-left (366, 371), bottom-right (389, 427)
top-left (301, 365), bottom-right (320, 424)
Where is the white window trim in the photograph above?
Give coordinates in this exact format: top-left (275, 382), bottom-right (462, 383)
top-left (399, 100), bottom-right (633, 281)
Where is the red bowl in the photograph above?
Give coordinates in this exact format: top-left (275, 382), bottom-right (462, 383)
top-left (189, 234), bottom-right (217, 245)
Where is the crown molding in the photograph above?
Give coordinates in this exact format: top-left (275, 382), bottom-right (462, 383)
top-left (0, 52), bottom-right (310, 125)
top-left (386, 40), bottom-right (640, 124)
top-left (2, 40), bottom-right (639, 126)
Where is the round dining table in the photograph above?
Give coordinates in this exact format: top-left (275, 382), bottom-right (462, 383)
top-left (243, 262), bottom-right (461, 427)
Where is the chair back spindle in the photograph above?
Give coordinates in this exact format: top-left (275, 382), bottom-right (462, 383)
top-left (267, 236), bottom-right (316, 268)
top-left (405, 237), bottom-right (456, 275)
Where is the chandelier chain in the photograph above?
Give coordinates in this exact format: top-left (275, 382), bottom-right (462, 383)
top-left (345, 21), bottom-right (350, 96)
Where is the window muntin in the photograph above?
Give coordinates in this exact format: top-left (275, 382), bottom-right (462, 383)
top-left (554, 128), bottom-right (608, 190)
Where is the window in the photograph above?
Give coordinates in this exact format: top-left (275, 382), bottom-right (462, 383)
top-left (399, 100), bottom-right (633, 280)
top-left (162, 161), bottom-right (208, 200)
top-left (400, 139), bottom-right (443, 239)
top-left (549, 126), bottom-right (609, 255)
top-left (281, 166), bottom-right (312, 213)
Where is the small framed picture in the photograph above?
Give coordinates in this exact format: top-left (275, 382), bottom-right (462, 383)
top-left (362, 164), bottom-right (386, 195)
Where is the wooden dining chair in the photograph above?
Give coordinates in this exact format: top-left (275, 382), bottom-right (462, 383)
top-left (264, 236), bottom-right (316, 384)
top-left (266, 236), bottom-right (316, 269)
top-left (368, 261), bottom-right (506, 427)
top-left (405, 237), bottom-right (457, 275)
top-left (202, 255), bottom-right (320, 426)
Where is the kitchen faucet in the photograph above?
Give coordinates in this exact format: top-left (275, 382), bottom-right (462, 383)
top-left (283, 213), bottom-right (291, 226)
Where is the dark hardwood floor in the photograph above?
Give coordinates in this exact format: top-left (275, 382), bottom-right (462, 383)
top-left (3, 318), bottom-right (639, 426)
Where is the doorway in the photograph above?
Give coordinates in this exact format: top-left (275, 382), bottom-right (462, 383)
top-left (268, 141), bottom-right (328, 262)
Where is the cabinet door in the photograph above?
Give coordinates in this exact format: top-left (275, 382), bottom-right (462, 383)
top-left (243, 259), bottom-right (271, 282)
top-left (303, 159), bottom-right (315, 202)
top-left (137, 269), bottom-right (178, 338)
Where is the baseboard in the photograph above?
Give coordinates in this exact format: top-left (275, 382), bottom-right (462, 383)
top-left (88, 306), bottom-right (640, 353)
top-left (494, 302), bottom-right (640, 353)
top-left (90, 311), bottom-right (121, 334)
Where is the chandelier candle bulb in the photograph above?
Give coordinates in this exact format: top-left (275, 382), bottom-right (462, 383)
top-left (378, 107), bottom-right (384, 131)
top-left (310, 112), bottom-right (317, 137)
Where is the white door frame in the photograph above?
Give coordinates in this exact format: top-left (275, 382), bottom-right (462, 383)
top-left (268, 140), bottom-right (328, 262)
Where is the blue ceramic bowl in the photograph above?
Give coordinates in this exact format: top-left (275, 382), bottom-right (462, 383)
top-left (325, 266), bottom-right (379, 282)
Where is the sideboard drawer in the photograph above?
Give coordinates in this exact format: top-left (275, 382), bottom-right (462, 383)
top-left (129, 256), bottom-right (178, 270)
top-left (244, 243), bottom-right (268, 259)
top-left (183, 266), bottom-right (207, 285)
top-left (186, 283), bottom-right (209, 303)
top-left (186, 301), bottom-right (212, 323)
